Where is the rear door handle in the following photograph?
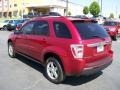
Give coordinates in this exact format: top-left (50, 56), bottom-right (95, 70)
top-left (42, 38), bottom-right (47, 43)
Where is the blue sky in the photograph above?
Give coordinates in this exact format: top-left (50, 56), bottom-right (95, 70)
top-left (70, 0), bottom-right (120, 17)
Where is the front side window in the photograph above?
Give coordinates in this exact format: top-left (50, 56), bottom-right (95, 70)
top-left (33, 21), bottom-right (49, 36)
top-left (21, 22), bottom-right (35, 34)
top-left (4, 20), bottom-right (9, 23)
top-left (53, 22), bottom-right (72, 38)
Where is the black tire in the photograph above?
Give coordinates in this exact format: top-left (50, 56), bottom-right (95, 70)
top-left (116, 34), bottom-right (120, 41)
top-left (8, 42), bottom-right (16, 58)
top-left (112, 36), bottom-right (117, 41)
top-left (45, 57), bottom-right (65, 84)
top-left (3, 25), bottom-right (7, 31)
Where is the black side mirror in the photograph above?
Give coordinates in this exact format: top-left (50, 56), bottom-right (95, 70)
top-left (16, 24), bottom-right (22, 30)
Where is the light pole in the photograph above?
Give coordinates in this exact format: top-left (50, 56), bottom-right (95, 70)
top-left (2, 0), bottom-right (4, 17)
top-left (115, 5), bottom-right (117, 18)
top-left (21, 0), bottom-right (24, 19)
top-left (66, 0), bottom-right (68, 16)
top-left (7, 0), bottom-right (10, 18)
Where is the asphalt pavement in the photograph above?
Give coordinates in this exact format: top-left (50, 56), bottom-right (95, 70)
top-left (0, 31), bottom-right (120, 90)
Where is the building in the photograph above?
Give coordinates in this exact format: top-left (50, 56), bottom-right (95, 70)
top-left (0, 0), bottom-right (9, 17)
top-left (67, 2), bottom-right (83, 16)
top-left (0, 0), bottom-right (83, 18)
top-left (0, 0), bottom-right (22, 18)
top-left (24, 0), bottom-right (66, 16)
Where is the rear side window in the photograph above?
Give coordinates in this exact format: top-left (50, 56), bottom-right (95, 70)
top-left (53, 22), bottom-right (72, 38)
top-left (73, 21), bottom-right (109, 40)
top-left (4, 20), bottom-right (9, 23)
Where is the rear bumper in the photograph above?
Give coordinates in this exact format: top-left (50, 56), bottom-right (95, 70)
top-left (0, 25), bottom-right (3, 28)
top-left (80, 60), bottom-right (112, 75)
top-left (0, 26), bottom-right (3, 29)
top-left (64, 56), bottom-right (113, 76)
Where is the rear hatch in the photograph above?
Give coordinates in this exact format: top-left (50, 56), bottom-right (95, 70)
top-left (72, 20), bottom-right (112, 63)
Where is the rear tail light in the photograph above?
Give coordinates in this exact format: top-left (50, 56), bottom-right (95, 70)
top-left (70, 44), bottom-right (84, 59)
top-left (118, 29), bottom-right (120, 33)
top-left (110, 28), bottom-right (116, 31)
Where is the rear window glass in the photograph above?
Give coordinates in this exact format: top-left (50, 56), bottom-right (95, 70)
top-left (73, 21), bottom-right (109, 40)
top-left (15, 20), bottom-right (21, 23)
top-left (4, 20), bottom-right (9, 23)
top-left (104, 21), bottom-right (117, 26)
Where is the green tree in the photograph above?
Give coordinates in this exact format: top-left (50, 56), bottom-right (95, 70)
top-left (68, 11), bottom-right (71, 16)
top-left (89, 1), bottom-right (100, 17)
top-left (109, 13), bottom-right (114, 18)
top-left (83, 6), bottom-right (89, 15)
top-left (119, 14), bottom-right (120, 19)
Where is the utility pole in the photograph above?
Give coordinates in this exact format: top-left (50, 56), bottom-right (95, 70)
top-left (2, 0), bottom-right (4, 17)
top-left (7, 0), bottom-right (10, 18)
top-left (21, 0), bottom-right (24, 19)
top-left (66, 0), bottom-right (68, 16)
top-left (100, 0), bottom-right (102, 15)
top-left (115, 5), bottom-right (118, 18)
top-left (98, 0), bottom-right (100, 3)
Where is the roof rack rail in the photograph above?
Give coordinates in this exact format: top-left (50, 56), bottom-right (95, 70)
top-left (23, 12), bottom-right (61, 18)
top-left (72, 15), bottom-right (89, 19)
top-left (47, 12), bottom-right (61, 16)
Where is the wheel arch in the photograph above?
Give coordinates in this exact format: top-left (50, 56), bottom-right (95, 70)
top-left (8, 39), bottom-right (13, 44)
top-left (8, 39), bottom-right (16, 47)
top-left (43, 52), bottom-right (65, 73)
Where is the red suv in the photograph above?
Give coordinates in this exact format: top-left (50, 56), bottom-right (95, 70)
top-left (8, 16), bottom-right (113, 83)
top-left (104, 20), bottom-right (120, 41)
